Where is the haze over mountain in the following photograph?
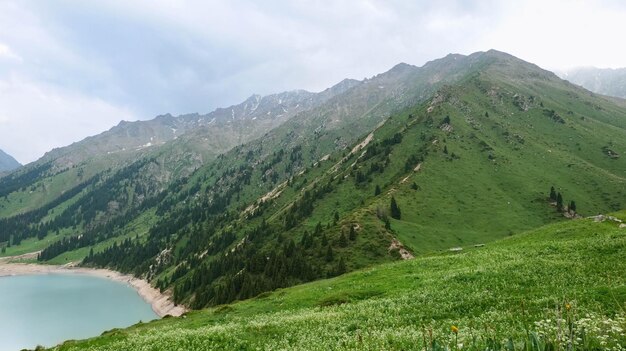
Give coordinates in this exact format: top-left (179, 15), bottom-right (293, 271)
top-left (0, 149), bottom-right (20, 173)
top-left (558, 67), bottom-right (626, 99)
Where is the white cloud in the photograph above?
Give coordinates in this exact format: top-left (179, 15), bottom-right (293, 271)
top-left (0, 0), bottom-right (625, 165)
top-left (0, 75), bottom-right (136, 163)
top-left (478, 0), bottom-right (626, 69)
top-left (0, 43), bottom-right (21, 61)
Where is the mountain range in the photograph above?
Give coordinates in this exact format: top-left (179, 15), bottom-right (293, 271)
top-left (0, 149), bottom-right (20, 173)
top-left (1, 50), bottom-right (625, 314)
top-left (559, 66), bottom-right (626, 98)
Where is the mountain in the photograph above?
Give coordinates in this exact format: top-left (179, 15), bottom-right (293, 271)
top-left (559, 66), bottom-right (626, 98)
top-left (2, 50), bottom-right (626, 313)
top-left (0, 82), bottom-right (358, 218)
top-left (50, 212), bottom-right (626, 350)
top-left (0, 149), bottom-right (20, 173)
top-left (39, 87), bottom-right (355, 168)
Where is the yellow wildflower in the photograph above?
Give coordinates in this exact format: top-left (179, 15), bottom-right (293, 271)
top-left (451, 325), bottom-right (459, 334)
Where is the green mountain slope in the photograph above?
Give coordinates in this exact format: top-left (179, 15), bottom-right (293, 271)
top-left (50, 212), bottom-right (626, 350)
top-left (0, 50), bottom-right (475, 261)
top-left (0, 82), bottom-right (358, 220)
top-left (3, 50), bottom-right (626, 315)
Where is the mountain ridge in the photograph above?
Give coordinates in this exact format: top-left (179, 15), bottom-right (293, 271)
top-left (0, 149), bottom-right (21, 173)
top-left (558, 66), bottom-right (626, 98)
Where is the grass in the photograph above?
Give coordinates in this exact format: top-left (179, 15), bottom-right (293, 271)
top-left (0, 226), bottom-right (80, 258)
top-left (50, 212), bottom-right (626, 350)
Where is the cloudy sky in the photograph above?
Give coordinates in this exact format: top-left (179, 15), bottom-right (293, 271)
top-left (1, 0), bottom-right (625, 163)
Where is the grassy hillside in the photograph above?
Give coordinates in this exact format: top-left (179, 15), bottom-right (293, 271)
top-left (50, 212), bottom-right (626, 350)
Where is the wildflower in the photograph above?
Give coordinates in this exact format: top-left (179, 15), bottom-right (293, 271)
top-left (451, 325), bottom-right (459, 334)
top-left (565, 303), bottom-right (571, 311)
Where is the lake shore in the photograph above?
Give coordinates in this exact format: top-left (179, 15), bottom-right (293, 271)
top-left (0, 262), bottom-right (186, 317)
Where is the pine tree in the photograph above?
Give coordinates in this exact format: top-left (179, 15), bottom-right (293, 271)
top-left (556, 192), bottom-right (563, 212)
top-left (549, 186), bottom-right (557, 201)
top-left (338, 232), bottom-right (348, 247)
top-left (321, 232), bottom-right (328, 246)
top-left (349, 225), bottom-right (356, 241)
top-left (569, 200), bottom-right (577, 212)
top-left (335, 257), bottom-right (346, 275)
top-left (390, 196), bottom-right (401, 220)
top-left (374, 185), bottom-right (381, 196)
top-left (325, 245), bottom-right (334, 262)
top-left (300, 231), bottom-right (309, 246)
top-left (314, 222), bottom-right (322, 235)
top-left (443, 145), bottom-right (448, 154)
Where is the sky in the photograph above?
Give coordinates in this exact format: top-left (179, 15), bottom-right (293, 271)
top-left (1, 0), bottom-right (625, 164)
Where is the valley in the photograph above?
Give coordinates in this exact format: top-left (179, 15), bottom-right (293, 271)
top-left (0, 50), bottom-right (625, 350)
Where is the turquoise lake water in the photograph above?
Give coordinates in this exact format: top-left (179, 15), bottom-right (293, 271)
top-left (0, 274), bottom-right (158, 350)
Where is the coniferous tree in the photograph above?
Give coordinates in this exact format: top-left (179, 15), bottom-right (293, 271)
top-left (443, 145), bottom-right (448, 154)
top-left (335, 257), bottom-right (346, 275)
top-left (556, 193), bottom-right (563, 212)
top-left (314, 222), bottom-right (322, 235)
top-left (390, 197), bottom-right (401, 220)
top-left (338, 232), bottom-right (348, 247)
top-left (374, 185), bottom-right (381, 196)
top-left (349, 225), bottom-right (356, 241)
top-left (300, 230), bottom-right (309, 246)
top-left (550, 186), bottom-right (557, 201)
top-left (321, 232), bottom-right (328, 246)
top-left (569, 200), bottom-right (577, 212)
top-left (325, 245), bottom-right (334, 262)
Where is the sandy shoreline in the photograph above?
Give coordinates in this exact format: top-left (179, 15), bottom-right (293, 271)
top-left (0, 262), bottom-right (186, 317)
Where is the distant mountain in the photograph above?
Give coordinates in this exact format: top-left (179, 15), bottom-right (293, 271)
top-left (40, 86), bottom-right (357, 168)
top-left (0, 81), bottom-right (359, 217)
top-left (0, 149), bottom-right (20, 173)
top-left (559, 67), bottom-right (626, 98)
